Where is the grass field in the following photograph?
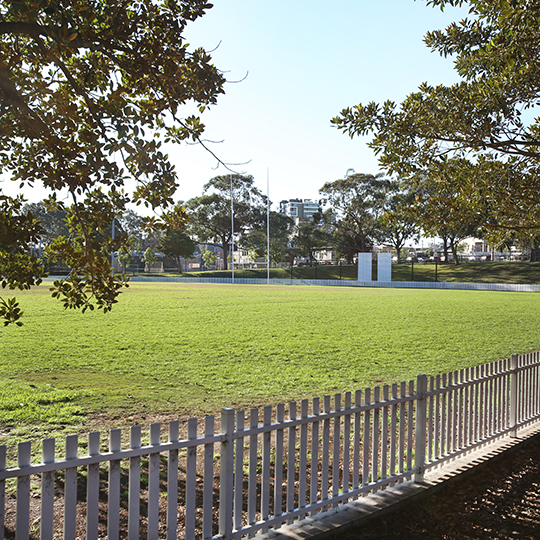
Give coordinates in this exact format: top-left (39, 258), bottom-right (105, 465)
top-left (2, 281), bottom-right (540, 444)
top-left (166, 260), bottom-right (540, 284)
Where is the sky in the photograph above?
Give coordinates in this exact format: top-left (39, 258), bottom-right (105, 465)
top-left (172, 0), bottom-right (469, 208)
top-left (3, 0), bottom-right (470, 211)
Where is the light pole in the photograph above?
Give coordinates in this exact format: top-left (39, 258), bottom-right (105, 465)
top-left (267, 168), bottom-right (270, 285)
top-left (230, 174), bottom-right (235, 284)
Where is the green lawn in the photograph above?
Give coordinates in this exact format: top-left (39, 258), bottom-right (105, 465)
top-left (149, 261), bottom-right (540, 284)
top-left (1, 282), bottom-right (540, 443)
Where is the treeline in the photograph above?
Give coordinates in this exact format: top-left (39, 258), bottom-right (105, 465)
top-left (25, 168), bottom-right (540, 274)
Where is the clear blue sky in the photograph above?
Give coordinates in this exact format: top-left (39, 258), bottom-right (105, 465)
top-left (174, 0), bottom-right (468, 208)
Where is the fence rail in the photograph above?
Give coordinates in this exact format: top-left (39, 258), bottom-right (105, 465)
top-left (1, 352), bottom-right (539, 540)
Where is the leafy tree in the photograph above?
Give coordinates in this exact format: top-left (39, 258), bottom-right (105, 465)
top-left (241, 211), bottom-right (295, 265)
top-left (186, 175), bottom-right (267, 270)
top-left (142, 248), bottom-right (157, 266)
top-left (411, 162), bottom-right (481, 264)
top-left (22, 202), bottom-right (69, 246)
top-left (117, 246), bottom-right (133, 274)
top-left (201, 249), bottom-right (215, 268)
top-left (292, 213), bottom-right (332, 264)
top-left (332, 0), bottom-right (540, 234)
top-left (157, 229), bottom-right (195, 272)
top-left (377, 186), bottom-right (420, 262)
top-left (0, 0), bottom-right (224, 323)
top-left (320, 172), bottom-right (391, 262)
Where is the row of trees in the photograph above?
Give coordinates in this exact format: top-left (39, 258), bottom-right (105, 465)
top-left (26, 163), bottom-right (516, 275)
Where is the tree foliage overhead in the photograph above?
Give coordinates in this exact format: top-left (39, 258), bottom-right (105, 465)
top-left (0, 0), bottom-right (224, 323)
top-left (332, 0), bottom-right (540, 236)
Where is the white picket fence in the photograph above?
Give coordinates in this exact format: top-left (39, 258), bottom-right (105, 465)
top-left (1, 352), bottom-right (539, 540)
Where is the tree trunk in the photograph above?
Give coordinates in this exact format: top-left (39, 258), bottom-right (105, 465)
top-left (450, 240), bottom-right (460, 266)
top-left (222, 235), bottom-right (229, 271)
top-left (441, 236), bottom-right (449, 263)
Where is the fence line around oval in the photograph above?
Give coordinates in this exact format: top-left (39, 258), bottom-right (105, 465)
top-left (1, 352), bottom-right (539, 540)
top-left (122, 275), bottom-right (540, 293)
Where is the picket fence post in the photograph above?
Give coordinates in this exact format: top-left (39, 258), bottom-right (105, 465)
top-left (219, 409), bottom-right (235, 539)
top-left (510, 353), bottom-right (519, 437)
top-left (414, 374), bottom-right (428, 483)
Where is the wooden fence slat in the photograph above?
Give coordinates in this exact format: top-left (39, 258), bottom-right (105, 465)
top-left (274, 404), bottom-right (285, 524)
top-left (440, 374), bottom-right (447, 456)
top-left (398, 383), bottom-right (405, 479)
top-left (407, 381), bottom-right (414, 478)
top-left (248, 408), bottom-right (259, 528)
top-left (128, 426), bottom-right (141, 540)
top-left (286, 402), bottom-right (297, 523)
top-left (261, 406), bottom-right (272, 530)
top-left (108, 429), bottom-right (122, 540)
top-left (203, 416), bottom-right (215, 540)
top-left (166, 421), bottom-right (179, 540)
top-left (298, 401), bottom-right (308, 510)
top-left (321, 396), bottom-right (331, 509)
top-left (234, 410), bottom-right (244, 532)
top-left (332, 394), bottom-right (341, 507)
top-left (488, 363), bottom-right (494, 436)
top-left (433, 376), bottom-right (439, 461)
top-left (452, 371), bottom-right (460, 452)
top-left (218, 409), bottom-right (234, 539)
top-left (309, 398), bottom-right (320, 516)
top-left (363, 388), bottom-right (371, 490)
top-left (342, 392), bottom-right (352, 497)
top-left (16, 441), bottom-right (31, 540)
top-left (473, 368), bottom-right (479, 444)
top-left (390, 385), bottom-right (397, 480)
top-left (185, 419), bottom-right (198, 540)
top-left (446, 373), bottom-right (455, 454)
top-left (63, 435), bottom-right (78, 540)
top-left (86, 432), bottom-right (100, 540)
top-left (371, 388), bottom-right (380, 491)
top-left (41, 438), bottom-right (55, 540)
top-left (148, 423), bottom-right (161, 540)
top-left (381, 386), bottom-right (389, 486)
top-left (458, 369), bottom-right (464, 449)
top-left (478, 366), bottom-right (485, 440)
top-left (352, 390), bottom-right (362, 497)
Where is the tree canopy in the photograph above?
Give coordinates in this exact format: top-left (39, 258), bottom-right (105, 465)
top-left (241, 211), bottom-right (295, 265)
top-left (320, 172), bottom-right (391, 261)
top-left (332, 0), bottom-right (540, 238)
top-left (186, 175), bottom-right (267, 270)
top-left (0, 0), bottom-right (224, 323)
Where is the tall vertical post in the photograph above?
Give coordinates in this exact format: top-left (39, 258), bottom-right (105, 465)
top-left (219, 409), bottom-right (235, 539)
top-left (267, 168), bottom-right (270, 285)
top-left (510, 353), bottom-right (519, 437)
top-left (230, 175), bottom-right (235, 283)
top-left (414, 374), bottom-right (428, 483)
